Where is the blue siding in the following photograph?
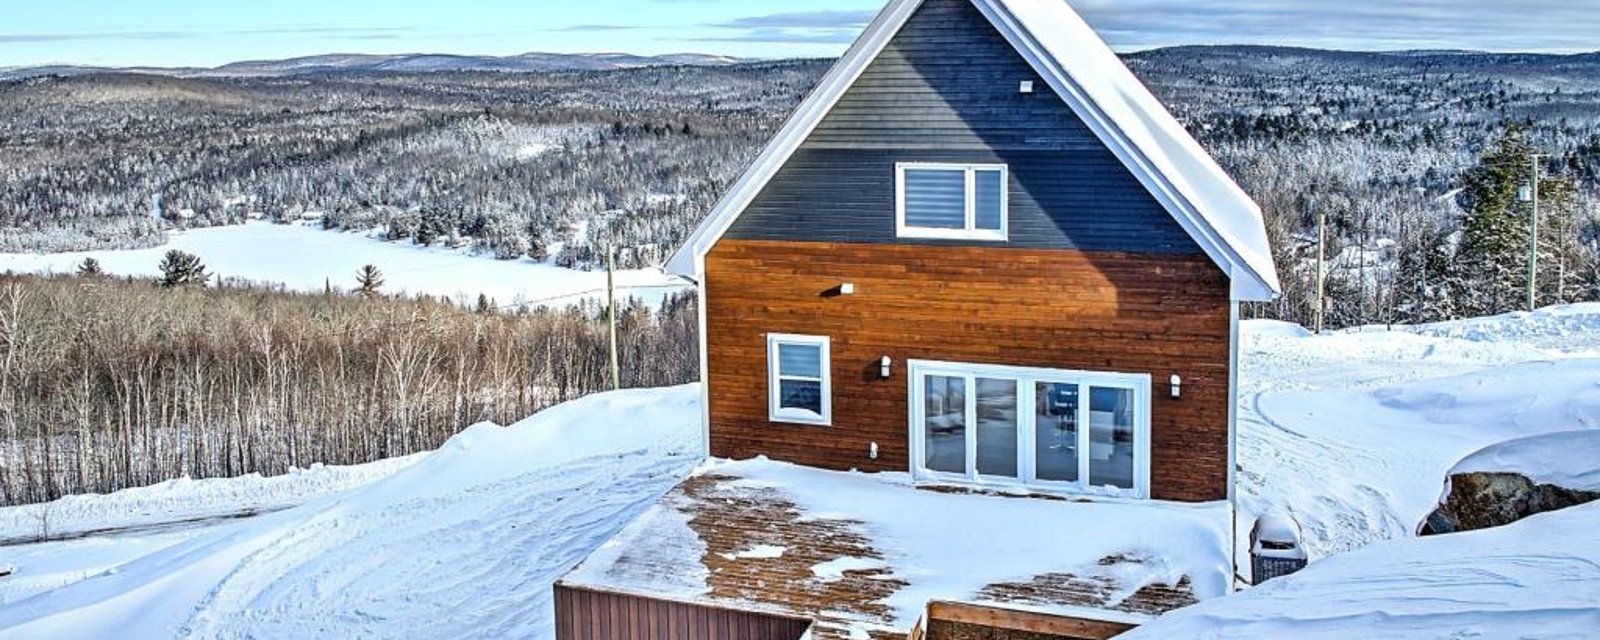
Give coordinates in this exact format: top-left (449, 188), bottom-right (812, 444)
top-left (725, 0), bottom-right (1202, 255)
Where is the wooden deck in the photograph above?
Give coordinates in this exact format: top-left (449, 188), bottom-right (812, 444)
top-left (560, 469), bottom-right (1210, 640)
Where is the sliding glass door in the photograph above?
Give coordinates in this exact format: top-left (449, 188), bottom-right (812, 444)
top-left (920, 375), bottom-right (1019, 481)
top-left (910, 361), bottom-right (1151, 499)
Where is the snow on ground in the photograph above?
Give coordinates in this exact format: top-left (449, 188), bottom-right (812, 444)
top-left (1450, 430), bottom-right (1600, 492)
top-left (0, 221), bottom-right (686, 307)
top-left (3, 306), bottom-right (1600, 637)
top-left (0, 454), bottom-right (427, 544)
top-left (1, 530), bottom-right (203, 608)
top-left (1236, 304), bottom-right (1600, 562)
top-left (722, 458), bottom-right (1230, 625)
top-left (1121, 503), bottom-right (1600, 639)
top-left (0, 386), bottom-right (702, 640)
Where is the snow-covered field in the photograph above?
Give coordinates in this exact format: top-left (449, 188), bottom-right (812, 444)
top-left (1236, 305), bottom-right (1600, 562)
top-left (0, 221), bottom-right (686, 307)
top-left (0, 386), bottom-right (702, 638)
top-left (0, 455), bottom-right (428, 545)
top-left (2, 306), bottom-right (1599, 638)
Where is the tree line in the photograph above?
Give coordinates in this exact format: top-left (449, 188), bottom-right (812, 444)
top-left (0, 273), bottom-right (697, 505)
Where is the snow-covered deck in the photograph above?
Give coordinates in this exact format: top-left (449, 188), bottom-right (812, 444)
top-left (561, 458), bottom-right (1233, 639)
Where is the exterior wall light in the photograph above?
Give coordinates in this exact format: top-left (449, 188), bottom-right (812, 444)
top-left (1170, 374), bottom-right (1183, 399)
top-left (840, 283), bottom-right (856, 295)
top-left (880, 356), bottom-right (893, 379)
top-left (1020, 80), bottom-right (1035, 94)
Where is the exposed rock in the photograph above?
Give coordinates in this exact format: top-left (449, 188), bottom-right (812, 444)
top-left (1421, 471), bottom-right (1599, 535)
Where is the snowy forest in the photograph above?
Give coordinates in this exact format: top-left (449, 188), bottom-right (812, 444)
top-left (3, 46), bottom-right (1600, 504)
top-left (0, 273), bottom-right (697, 505)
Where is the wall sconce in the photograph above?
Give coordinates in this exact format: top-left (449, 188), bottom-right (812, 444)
top-left (880, 356), bottom-right (893, 379)
top-left (1170, 374), bottom-right (1183, 399)
top-left (870, 442), bottom-right (879, 460)
top-left (840, 283), bottom-right (856, 295)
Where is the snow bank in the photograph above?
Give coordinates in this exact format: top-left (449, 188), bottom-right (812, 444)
top-left (1401, 303), bottom-right (1600, 355)
top-left (1239, 319), bottom-right (1310, 339)
top-left (0, 385), bottom-right (703, 640)
top-left (1451, 430), bottom-right (1600, 492)
top-left (1236, 307), bottom-right (1600, 563)
top-left (0, 221), bottom-right (686, 307)
top-left (1121, 503), bottom-right (1600, 639)
top-left (0, 455), bottom-right (426, 543)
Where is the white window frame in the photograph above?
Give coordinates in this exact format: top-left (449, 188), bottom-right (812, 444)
top-left (767, 334), bottom-right (832, 426)
top-left (907, 360), bottom-right (1152, 500)
top-left (895, 162), bottom-right (1009, 242)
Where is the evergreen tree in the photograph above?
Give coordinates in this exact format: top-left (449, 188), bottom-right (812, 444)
top-left (356, 265), bottom-right (385, 298)
top-left (1455, 128), bottom-right (1535, 315)
top-left (76, 257), bottom-right (103, 277)
top-left (157, 250), bottom-right (208, 288)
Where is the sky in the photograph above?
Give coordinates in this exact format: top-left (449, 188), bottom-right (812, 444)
top-left (1, 0), bottom-right (1597, 69)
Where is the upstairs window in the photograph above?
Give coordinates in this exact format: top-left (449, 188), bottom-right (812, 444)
top-left (768, 334), bottom-right (831, 426)
top-left (896, 163), bottom-right (1008, 241)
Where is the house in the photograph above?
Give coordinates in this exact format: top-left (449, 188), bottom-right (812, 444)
top-left (556, 0), bottom-right (1279, 637)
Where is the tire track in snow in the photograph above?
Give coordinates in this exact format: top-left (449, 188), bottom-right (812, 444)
top-left (177, 449), bottom-right (697, 639)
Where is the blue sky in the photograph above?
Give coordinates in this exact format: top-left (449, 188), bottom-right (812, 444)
top-left (2, 0), bottom-right (1597, 68)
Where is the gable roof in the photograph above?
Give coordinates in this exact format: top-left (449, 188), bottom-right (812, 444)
top-left (667, 0), bottom-right (1282, 301)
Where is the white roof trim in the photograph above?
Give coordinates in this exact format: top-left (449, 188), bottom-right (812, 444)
top-left (666, 0), bottom-right (1281, 301)
top-left (664, 0), bottom-right (925, 280)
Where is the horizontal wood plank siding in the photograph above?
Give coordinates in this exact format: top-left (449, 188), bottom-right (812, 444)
top-left (726, 0), bottom-right (1200, 255)
top-left (554, 584), bottom-right (813, 640)
top-left (705, 240), bottom-right (1232, 503)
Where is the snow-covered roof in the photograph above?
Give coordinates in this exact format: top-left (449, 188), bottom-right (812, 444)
top-left (667, 0), bottom-right (1281, 301)
top-left (561, 458), bottom-right (1232, 637)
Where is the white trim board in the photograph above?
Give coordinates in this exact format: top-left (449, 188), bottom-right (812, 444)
top-left (907, 359), bottom-right (1153, 500)
top-left (767, 333), bottom-right (833, 426)
top-left (895, 162), bottom-right (1010, 242)
top-left (665, 0), bottom-right (1281, 302)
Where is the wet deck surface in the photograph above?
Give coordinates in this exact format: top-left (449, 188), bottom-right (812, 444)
top-left (567, 471), bottom-right (1203, 640)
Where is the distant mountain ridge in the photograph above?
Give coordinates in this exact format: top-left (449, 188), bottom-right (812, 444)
top-left (6, 46), bottom-right (1598, 82)
top-left (0, 52), bottom-right (747, 80)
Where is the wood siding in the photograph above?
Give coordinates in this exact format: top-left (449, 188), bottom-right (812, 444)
top-left (726, 0), bottom-right (1199, 255)
top-left (554, 583), bottom-right (814, 640)
top-left (704, 240), bottom-right (1232, 503)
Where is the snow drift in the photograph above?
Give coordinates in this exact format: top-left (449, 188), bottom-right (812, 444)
top-left (1121, 503), bottom-right (1600, 639)
top-left (0, 386), bottom-right (702, 640)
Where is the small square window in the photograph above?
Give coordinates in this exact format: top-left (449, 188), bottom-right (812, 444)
top-left (896, 163), bottom-right (1008, 241)
top-left (768, 334), bottom-right (831, 426)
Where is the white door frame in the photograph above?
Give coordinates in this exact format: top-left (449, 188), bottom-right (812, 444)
top-left (907, 360), bottom-right (1152, 499)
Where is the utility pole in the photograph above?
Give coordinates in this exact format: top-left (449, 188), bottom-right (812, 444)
top-left (606, 238), bottom-right (621, 392)
top-left (1313, 197), bottom-right (1327, 334)
top-left (1526, 154), bottom-right (1544, 312)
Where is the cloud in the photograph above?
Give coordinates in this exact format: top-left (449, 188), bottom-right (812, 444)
top-left (0, 26), bottom-right (414, 46)
top-left (697, 9), bottom-right (875, 46)
top-left (0, 31), bottom-right (191, 44)
top-left (685, 28), bottom-right (862, 45)
top-left (675, 0), bottom-right (1594, 54)
top-left (550, 24), bottom-right (646, 33)
top-left (712, 10), bottom-right (876, 30)
top-left (1072, 0), bottom-right (1600, 53)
